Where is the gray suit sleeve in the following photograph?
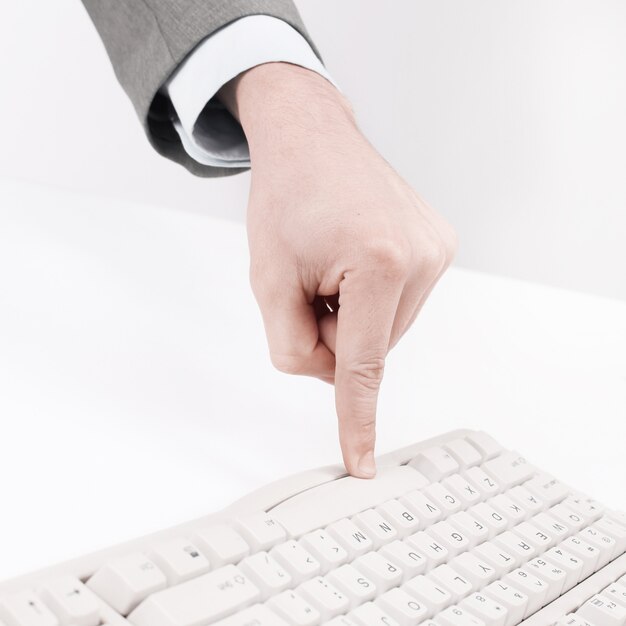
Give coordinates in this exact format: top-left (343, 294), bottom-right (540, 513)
top-left (81, 0), bottom-right (320, 177)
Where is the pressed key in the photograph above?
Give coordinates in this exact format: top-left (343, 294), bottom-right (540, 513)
top-left (40, 577), bottom-right (101, 626)
top-left (271, 540), bottom-right (321, 584)
top-left (193, 524), bottom-right (249, 567)
top-left (297, 576), bottom-right (349, 621)
top-left (87, 552), bottom-right (167, 615)
top-left (444, 439), bottom-right (483, 468)
top-left (235, 513), bottom-right (286, 551)
top-left (376, 587), bottom-right (429, 625)
top-left (212, 604), bottom-right (289, 626)
top-left (128, 564), bottom-right (260, 626)
top-left (300, 530), bottom-right (348, 573)
top-left (150, 537), bottom-right (211, 584)
top-left (268, 589), bottom-right (320, 626)
top-left (0, 592), bottom-right (59, 626)
top-left (482, 452), bottom-right (534, 489)
top-left (409, 446), bottom-right (459, 481)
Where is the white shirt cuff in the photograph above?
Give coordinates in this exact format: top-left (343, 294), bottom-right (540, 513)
top-left (164, 15), bottom-right (336, 169)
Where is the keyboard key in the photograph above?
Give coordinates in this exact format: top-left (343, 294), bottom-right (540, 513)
top-left (427, 521), bottom-right (470, 557)
top-left (405, 531), bottom-right (449, 567)
top-left (40, 577), bottom-right (100, 626)
top-left (327, 519), bottom-right (373, 559)
top-left (0, 592), bottom-right (59, 626)
top-left (378, 540), bottom-right (427, 581)
top-left (350, 601), bottom-right (401, 626)
top-left (150, 538), bottom-right (211, 584)
top-left (212, 604), bottom-right (289, 626)
top-left (460, 592), bottom-right (508, 626)
top-left (268, 589), bottom-right (320, 626)
top-left (492, 531), bottom-right (537, 565)
top-left (193, 525), bottom-right (249, 567)
top-left (579, 526), bottom-right (617, 567)
top-left (300, 530), bottom-right (348, 573)
top-left (508, 485), bottom-right (545, 514)
top-left (353, 552), bottom-right (402, 591)
top-left (472, 542), bottom-right (517, 576)
top-left (524, 473), bottom-right (569, 507)
top-left (423, 483), bottom-right (462, 515)
top-left (436, 605), bottom-right (486, 625)
top-left (560, 536), bottom-right (600, 578)
top-left (576, 593), bottom-right (626, 625)
top-left (450, 552), bottom-right (498, 587)
top-left (235, 513), bottom-right (287, 551)
top-left (409, 447), bottom-right (459, 481)
top-left (463, 467), bottom-right (501, 497)
top-left (444, 439), bottom-right (483, 468)
top-left (489, 494), bottom-right (528, 524)
top-left (512, 520), bottom-right (555, 550)
top-left (550, 504), bottom-right (586, 531)
top-left (326, 564), bottom-right (376, 606)
top-left (482, 452), bottom-right (534, 489)
top-left (565, 495), bottom-right (605, 523)
top-left (376, 500), bottom-right (420, 537)
top-left (503, 569), bottom-right (549, 616)
top-left (448, 511), bottom-right (489, 547)
top-left (531, 512), bottom-right (572, 542)
top-left (604, 582), bottom-right (626, 608)
top-left (525, 557), bottom-right (566, 603)
top-left (271, 540), bottom-right (321, 584)
top-left (429, 564), bottom-right (475, 602)
top-left (128, 565), bottom-right (259, 626)
top-left (482, 580), bottom-right (528, 624)
top-left (401, 491), bottom-right (443, 527)
top-left (403, 575), bottom-right (452, 615)
top-left (297, 576), bottom-right (349, 621)
top-left (376, 587), bottom-right (429, 624)
top-left (543, 546), bottom-right (584, 591)
top-left (353, 508), bottom-right (398, 547)
top-left (442, 474), bottom-right (483, 506)
top-left (595, 517), bottom-right (626, 554)
top-left (464, 432), bottom-right (503, 460)
top-left (469, 502), bottom-right (509, 535)
top-left (239, 552), bottom-right (292, 598)
top-left (87, 552), bottom-right (167, 615)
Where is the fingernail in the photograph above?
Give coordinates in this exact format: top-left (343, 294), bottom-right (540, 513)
top-left (357, 450), bottom-right (377, 478)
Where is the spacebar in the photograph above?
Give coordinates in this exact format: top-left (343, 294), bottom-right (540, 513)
top-left (270, 465), bottom-right (429, 537)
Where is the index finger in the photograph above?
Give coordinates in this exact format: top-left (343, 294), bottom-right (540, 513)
top-left (334, 255), bottom-right (407, 478)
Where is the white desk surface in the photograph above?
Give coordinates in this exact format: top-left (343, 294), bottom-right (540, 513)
top-left (1, 177), bottom-right (624, 583)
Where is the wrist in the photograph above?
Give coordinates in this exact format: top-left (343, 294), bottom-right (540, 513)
top-left (218, 63), bottom-right (361, 161)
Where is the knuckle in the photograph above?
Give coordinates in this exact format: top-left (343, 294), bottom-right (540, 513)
top-left (419, 237), bottom-right (449, 275)
top-left (364, 239), bottom-right (412, 278)
top-left (345, 356), bottom-right (386, 392)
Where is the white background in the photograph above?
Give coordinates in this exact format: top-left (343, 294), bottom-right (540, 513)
top-left (0, 0), bottom-right (624, 298)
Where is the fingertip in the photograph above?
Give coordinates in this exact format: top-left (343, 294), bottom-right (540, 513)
top-left (356, 449), bottom-right (377, 478)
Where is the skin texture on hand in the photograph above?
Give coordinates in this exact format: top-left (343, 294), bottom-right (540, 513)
top-left (219, 63), bottom-right (457, 478)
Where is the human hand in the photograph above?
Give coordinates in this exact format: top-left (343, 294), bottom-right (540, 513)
top-left (219, 63), bottom-right (457, 478)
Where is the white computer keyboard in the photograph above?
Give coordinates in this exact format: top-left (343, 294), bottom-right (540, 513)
top-left (1, 430), bottom-right (625, 626)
